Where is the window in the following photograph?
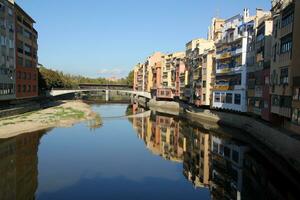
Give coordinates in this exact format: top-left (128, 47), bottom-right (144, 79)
top-left (226, 93), bottom-right (233, 104)
top-left (214, 92), bottom-right (220, 103)
top-left (292, 108), bottom-right (300, 125)
top-left (232, 150), bottom-right (239, 163)
top-left (280, 68), bottom-right (289, 85)
top-left (264, 101), bottom-right (269, 109)
top-left (33, 85), bottom-right (37, 92)
top-left (17, 84), bottom-right (21, 93)
top-left (17, 56), bottom-right (23, 66)
top-left (293, 88), bottom-right (300, 100)
top-left (280, 34), bottom-right (292, 54)
top-left (219, 144), bottom-right (224, 155)
top-left (255, 100), bottom-right (260, 108)
top-left (24, 44), bottom-right (32, 56)
top-left (221, 93), bottom-right (226, 103)
top-left (213, 142), bottom-right (218, 153)
top-left (8, 8), bottom-right (13, 16)
top-left (24, 30), bottom-right (32, 39)
top-left (265, 76), bottom-right (270, 85)
top-left (224, 146), bottom-right (230, 158)
top-left (272, 95), bottom-right (280, 106)
top-left (22, 72), bottom-right (26, 80)
top-left (28, 85), bottom-right (31, 92)
top-left (0, 35), bottom-right (5, 46)
top-left (282, 12), bottom-right (294, 28)
top-left (22, 85), bottom-right (26, 93)
top-left (203, 81), bottom-right (206, 88)
top-left (279, 96), bottom-right (291, 108)
top-left (17, 71), bottom-right (21, 79)
top-left (234, 94), bottom-right (241, 105)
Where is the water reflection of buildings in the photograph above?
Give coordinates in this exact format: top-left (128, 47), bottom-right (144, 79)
top-left (130, 108), bottom-right (299, 199)
top-left (0, 130), bottom-right (44, 200)
top-left (131, 111), bottom-right (210, 188)
top-left (181, 124), bottom-right (210, 188)
top-left (132, 111), bottom-right (184, 162)
top-left (210, 134), bottom-right (249, 200)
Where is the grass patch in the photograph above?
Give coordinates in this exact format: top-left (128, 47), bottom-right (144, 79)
top-left (2, 122), bottom-right (15, 126)
top-left (52, 107), bottom-right (85, 120)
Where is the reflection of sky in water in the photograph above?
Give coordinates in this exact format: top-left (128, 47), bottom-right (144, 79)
top-left (37, 104), bottom-right (208, 199)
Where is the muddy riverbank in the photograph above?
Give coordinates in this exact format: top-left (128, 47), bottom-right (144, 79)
top-left (0, 100), bottom-right (101, 138)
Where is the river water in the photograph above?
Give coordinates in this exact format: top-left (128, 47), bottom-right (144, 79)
top-left (0, 103), bottom-right (299, 200)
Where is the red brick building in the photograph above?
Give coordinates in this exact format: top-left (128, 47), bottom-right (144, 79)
top-left (15, 4), bottom-right (38, 99)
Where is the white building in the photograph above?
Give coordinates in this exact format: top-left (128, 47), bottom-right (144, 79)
top-left (212, 9), bottom-right (254, 112)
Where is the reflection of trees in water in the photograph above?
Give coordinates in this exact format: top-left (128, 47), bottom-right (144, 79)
top-left (128, 108), bottom-right (299, 199)
top-left (0, 129), bottom-right (47, 200)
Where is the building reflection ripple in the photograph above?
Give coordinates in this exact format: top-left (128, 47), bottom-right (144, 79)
top-left (129, 104), bottom-right (299, 200)
top-left (0, 130), bottom-right (46, 200)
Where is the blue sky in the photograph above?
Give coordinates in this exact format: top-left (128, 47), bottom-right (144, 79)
top-left (16, 0), bottom-right (271, 78)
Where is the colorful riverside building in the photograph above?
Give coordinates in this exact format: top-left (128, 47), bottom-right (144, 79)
top-left (133, 52), bottom-right (187, 100)
top-left (185, 38), bottom-right (215, 104)
top-left (15, 4), bottom-right (38, 99)
top-left (156, 52), bottom-right (185, 100)
top-left (133, 52), bottom-right (165, 94)
top-left (270, 0), bottom-right (300, 132)
top-left (212, 9), bottom-right (258, 112)
top-left (0, 0), bottom-right (15, 101)
top-left (246, 10), bottom-right (273, 121)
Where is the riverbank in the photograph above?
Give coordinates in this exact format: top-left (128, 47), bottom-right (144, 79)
top-left (144, 98), bottom-right (300, 172)
top-left (0, 100), bottom-right (101, 138)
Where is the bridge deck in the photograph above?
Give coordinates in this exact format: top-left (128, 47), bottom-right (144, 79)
top-left (50, 89), bottom-right (151, 99)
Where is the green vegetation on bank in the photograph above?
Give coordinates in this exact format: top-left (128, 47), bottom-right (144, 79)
top-left (38, 66), bottom-right (134, 90)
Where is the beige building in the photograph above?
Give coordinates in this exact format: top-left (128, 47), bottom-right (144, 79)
top-left (247, 10), bottom-right (273, 121)
top-left (133, 52), bottom-right (165, 94)
top-left (208, 18), bottom-right (225, 42)
top-left (185, 38), bottom-right (215, 104)
top-left (270, 0), bottom-right (296, 128)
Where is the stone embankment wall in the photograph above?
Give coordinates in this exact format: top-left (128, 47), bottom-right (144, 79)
top-left (0, 103), bottom-right (41, 118)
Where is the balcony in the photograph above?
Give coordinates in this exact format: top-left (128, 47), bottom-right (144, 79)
top-left (280, 22), bottom-right (293, 37)
top-left (278, 51), bottom-right (292, 66)
top-left (213, 85), bottom-right (233, 91)
top-left (271, 106), bottom-right (291, 118)
top-left (216, 52), bottom-right (232, 60)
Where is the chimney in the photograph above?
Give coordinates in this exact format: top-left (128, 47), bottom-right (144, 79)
top-left (243, 8), bottom-right (250, 20)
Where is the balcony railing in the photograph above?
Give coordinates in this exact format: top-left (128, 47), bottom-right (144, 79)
top-left (271, 106), bottom-right (291, 118)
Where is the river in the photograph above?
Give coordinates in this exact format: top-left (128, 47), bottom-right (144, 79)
top-left (0, 103), bottom-right (299, 200)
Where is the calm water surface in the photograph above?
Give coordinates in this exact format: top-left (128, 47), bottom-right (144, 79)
top-left (0, 103), bottom-right (299, 200)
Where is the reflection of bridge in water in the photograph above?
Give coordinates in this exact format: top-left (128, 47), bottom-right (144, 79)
top-left (101, 110), bottom-right (151, 120)
top-left (50, 84), bottom-right (151, 101)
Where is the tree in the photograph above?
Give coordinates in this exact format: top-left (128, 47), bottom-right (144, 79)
top-left (126, 70), bottom-right (134, 86)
